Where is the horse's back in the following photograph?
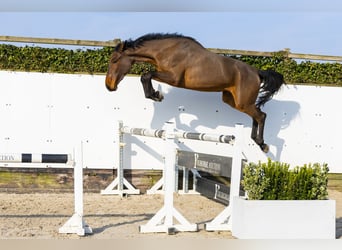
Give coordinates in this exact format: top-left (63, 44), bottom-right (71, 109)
top-left (151, 37), bottom-right (260, 91)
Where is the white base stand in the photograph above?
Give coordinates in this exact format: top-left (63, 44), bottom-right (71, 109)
top-left (59, 213), bottom-right (93, 236)
top-left (101, 177), bottom-right (140, 195)
top-left (146, 177), bottom-right (164, 194)
top-left (205, 206), bottom-right (232, 231)
top-left (140, 204), bottom-right (198, 233)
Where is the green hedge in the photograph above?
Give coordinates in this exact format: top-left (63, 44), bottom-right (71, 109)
top-left (0, 44), bottom-right (112, 74)
top-left (241, 159), bottom-right (329, 200)
top-left (0, 44), bottom-right (341, 85)
top-left (229, 53), bottom-right (342, 85)
top-left (0, 44), bottom-right (154, 75)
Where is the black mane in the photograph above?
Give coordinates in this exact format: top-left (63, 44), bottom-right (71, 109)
top-left (118, 33), bottom-right (203, 51)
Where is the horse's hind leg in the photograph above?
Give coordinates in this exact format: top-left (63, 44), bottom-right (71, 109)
top-left (251, 119), bottom-right (258, 142)
top-left (141, 72), bottom-right (164, 101)
top-left (246, 106), bottom-right (268, 152)
top-left (222, 91), bottom-right (269, 153)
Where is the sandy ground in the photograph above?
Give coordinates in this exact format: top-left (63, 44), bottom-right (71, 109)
top-left (0, 190), bottom-right (341, 239)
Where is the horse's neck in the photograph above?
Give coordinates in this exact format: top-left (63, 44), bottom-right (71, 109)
top-left (125, 47), bottom-right (157, 64)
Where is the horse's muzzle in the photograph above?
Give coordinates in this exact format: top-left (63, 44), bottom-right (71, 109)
top-left (106, 84), bottom-right (117, 91)
top-left (105, 76), bottom-right (117, 91)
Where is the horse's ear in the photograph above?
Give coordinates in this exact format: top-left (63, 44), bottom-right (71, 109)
top-left (115, 42), bottom-right (125, 52)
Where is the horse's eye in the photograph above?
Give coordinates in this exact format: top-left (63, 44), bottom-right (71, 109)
top-left (111, 58), bottom-right (117, 63)
top-left (110, 54), bottom-right (121, 63)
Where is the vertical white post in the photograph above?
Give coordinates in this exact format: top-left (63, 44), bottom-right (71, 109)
top-left (117, 120), bottom-right (124, 191)
top-left (101, 120), bottom-right (140, 195)
top-left (229, 124), bottom-right (243, 209)
top-left (74, 141), bottom-right (83, 217)
top-left (163, 121), bottom-right (176, 227)
top-left (59, 141), bottom-right (92, 236)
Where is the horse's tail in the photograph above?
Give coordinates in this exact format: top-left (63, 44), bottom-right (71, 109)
top-left (257, 69), bottom-right (285, 107)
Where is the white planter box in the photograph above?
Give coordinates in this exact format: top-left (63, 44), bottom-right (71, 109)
top-left (232, 197), bottom-right (336, 239)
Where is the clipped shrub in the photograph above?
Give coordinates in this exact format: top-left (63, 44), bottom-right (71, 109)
top-left (242, 159), bottom-right (329, 200)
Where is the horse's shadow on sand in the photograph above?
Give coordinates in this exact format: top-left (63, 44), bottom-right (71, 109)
top-left (87, 213), bottom-right (153, 234)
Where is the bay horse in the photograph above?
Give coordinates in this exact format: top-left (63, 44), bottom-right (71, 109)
top-left (105, 33), bottom-right (285, 152)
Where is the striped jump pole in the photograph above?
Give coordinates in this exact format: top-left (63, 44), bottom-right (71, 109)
top-left (0, 153), bottom-right (71, 165)
top-left (120, 126), bottom-right (235, 144)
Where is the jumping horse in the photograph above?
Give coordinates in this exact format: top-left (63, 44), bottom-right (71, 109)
top-left (105, 33), bottom-right (285, 152)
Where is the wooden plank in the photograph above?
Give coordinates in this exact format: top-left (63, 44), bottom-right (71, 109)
top-left (208, 48), bottom-right (274, 57)
top-left (0, 35), bottom-right (341, 61)
top-left (287, 52), bottom-right (342, 62)
top-left (0, 35), bottom-right (121, 47)
top-left (208, 48), bottom-right (342, 62)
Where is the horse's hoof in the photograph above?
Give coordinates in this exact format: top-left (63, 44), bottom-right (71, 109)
top-left (153, 91), bottom-right (164, 102)
top-left (260, 143), bottom-right (269, 153)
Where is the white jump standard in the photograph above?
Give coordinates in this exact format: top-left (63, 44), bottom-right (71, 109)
top-left (117, 120), bottom-right (243, 233)
top-left (0, 151), bottom-right (92, 236)
top-left (101, 121), bottom-right (141, 195)
top-left (58, 148), bottom-right (93, 236)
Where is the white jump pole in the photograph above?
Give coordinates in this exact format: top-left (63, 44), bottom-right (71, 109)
top-left (59, 141), bottom-right (92, 236)
top-left (139, 121), bottom-right (198, 233)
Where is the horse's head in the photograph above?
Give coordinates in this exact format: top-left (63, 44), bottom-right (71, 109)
top-left (105, 42), bottom-right (132, 91)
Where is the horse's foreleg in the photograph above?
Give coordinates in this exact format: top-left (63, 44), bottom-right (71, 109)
top-left (141, 72), bottom-right (164, 101)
